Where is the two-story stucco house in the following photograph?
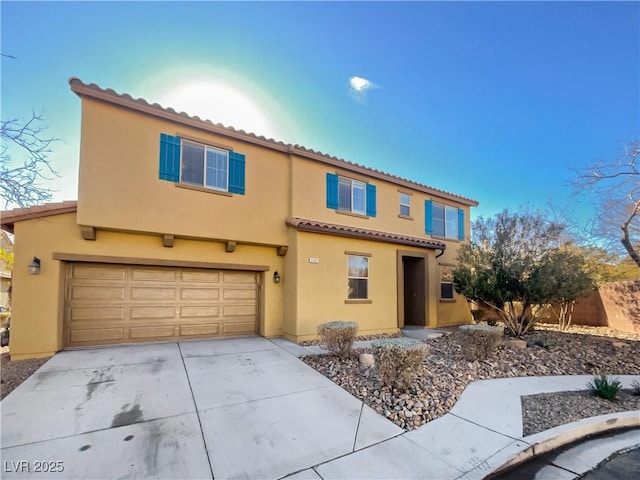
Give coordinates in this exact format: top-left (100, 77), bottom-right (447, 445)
top-left (1, 78), bottom-right (478, 359)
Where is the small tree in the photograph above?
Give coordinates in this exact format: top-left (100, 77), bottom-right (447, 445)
top-left (530, 247), bottom-right (595, 330)
top-left (453, 209), bottom-right (565, 336)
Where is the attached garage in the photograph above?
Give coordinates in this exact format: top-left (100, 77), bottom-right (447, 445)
top-left (64, 262), bottom-right (260, 348)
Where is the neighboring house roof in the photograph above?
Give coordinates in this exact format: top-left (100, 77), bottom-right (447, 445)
top-left (69, 78), bottom-right (479, 207)
top-left (0, 201), bottom-right (78, 233)
top-left (286, 217), bottom-right (447, 250)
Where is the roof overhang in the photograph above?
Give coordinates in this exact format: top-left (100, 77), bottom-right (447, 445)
top-left (286, 217), bottom-right (446, 251)
top-left (1, 201), bottom-right (78, 233)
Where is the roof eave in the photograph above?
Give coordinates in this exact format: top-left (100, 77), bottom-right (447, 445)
top-left (286, 217), bottom-right (446, 250)
top-left (69, 78), bottom-right (479, 207)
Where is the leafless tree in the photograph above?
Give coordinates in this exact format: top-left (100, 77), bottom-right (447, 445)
top-left (1, 112), bottom-right (59, 208)
top-left (575, 141), bottom-right (640, 267)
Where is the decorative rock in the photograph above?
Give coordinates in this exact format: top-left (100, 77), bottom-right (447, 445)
top-left (300, 326), bottom-right (640, 433)
top-left (504, 339), bottom-right (527, 349)
top-left (359, 353), bottom-right (375, 366)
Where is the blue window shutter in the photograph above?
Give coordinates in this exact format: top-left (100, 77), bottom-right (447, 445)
top-left (366, 184), bottom-right (377, 217)
top-left (159, 133), bottom-right (181, 182)
top-left (458, 208), bottom-right (465, 241)
top-left (228, 151), bottom-right (246, 195)
top-left (326, 173), bottom-right (339, 209)
top-left (425, 200), bottom-right (433, 235)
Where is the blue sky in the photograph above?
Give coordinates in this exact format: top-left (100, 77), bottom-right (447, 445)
top-left (2, 1), bottom-right (639, 224)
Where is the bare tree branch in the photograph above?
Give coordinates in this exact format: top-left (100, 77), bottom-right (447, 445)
top-left (574, 141), bottom-right (640, 267)
top-left (1, 112), bottom-right (60, 208)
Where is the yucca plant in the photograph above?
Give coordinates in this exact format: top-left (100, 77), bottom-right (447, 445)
top-left (631, 380), bottom-right (640, 396)
top-left (587, 375), bottom-right (621, 401)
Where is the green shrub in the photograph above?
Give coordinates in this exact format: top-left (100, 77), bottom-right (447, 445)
top-left (317, 321), bottom-right (359, 357)
top-left (587, 375), bottom-right (622, 401)
top-left (458, 325), bottom-right (503, 361)
top-left (371, 339), bottom-right (427, 391)
top-left (630, 380), bottom-right (640, 396)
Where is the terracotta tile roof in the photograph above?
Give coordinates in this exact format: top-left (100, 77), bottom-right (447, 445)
top-left (286, 217), bottom-right (446, 250)
top-left (1, 201), bottom-right (78, 233)
top-left (69, 78), bottom-right (478, 207)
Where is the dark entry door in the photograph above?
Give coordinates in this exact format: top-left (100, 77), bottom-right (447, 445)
top-left (403, 256), bottom-right (426, 326)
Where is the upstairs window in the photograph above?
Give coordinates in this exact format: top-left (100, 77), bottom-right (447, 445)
top-left (399, 193), bottom-right (411, 217)
top-left (181, 141), bottom-right (229, 191)
top-left (425, 200), bottom-right (465, 240)
top-left (339, 177), bottom-right (366, 215)
top-left (326, 173), bottom-right (376, 217)
top-left (159, 133), bottom-right (245, 195)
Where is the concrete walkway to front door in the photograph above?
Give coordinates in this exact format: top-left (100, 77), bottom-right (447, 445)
top-left (0, 337), bottom-right (402, 479)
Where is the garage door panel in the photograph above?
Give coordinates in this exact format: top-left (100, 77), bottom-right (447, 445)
top-left (70, 286), bottom-right (125, 301)
top-left (180, 306), bottom-right (220, 319)
top-left (180, 287), bottom-right (220, 301)
top-left (131, 268), bottom-right (177, 282)
top-left (180, 324), bottom-right (220, 336)
top-left (129, 325), bottom-right (177, 339)
top-left (223, 322), bottom-right (256, 334)
top-left (65, 263), bottom-right (259, 347)
top-left (223, 305), bottom-right (257, 316)
top-left (130, 306), bottom-right (176, 320)
top-left (70, 307), bottom-right (124, 321)
top-left (223, 288), bottom-right (256, 300)
top-left (70, 328), bottom-right (124, 343)
top-left (180, 270), bottom-right (221, 283)
top-left (223, 271), bottom-right (257, 284)
top-left (131, 286), bottom-right (177, 301)
top-left (69, 264), bottom-right (126, 280)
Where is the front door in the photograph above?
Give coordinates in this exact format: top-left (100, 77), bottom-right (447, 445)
top-left (402, 256), bottom-right (426, 326)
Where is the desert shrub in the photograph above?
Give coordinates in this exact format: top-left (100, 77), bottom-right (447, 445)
top-left (470, 309), bottom-right (487, 323)
top-left (372, 339), bottom-right (427, 391)
top-left (459, 325), bottom-right (503, 361)
top-left (587, 375), bottom-right (622, 401)
top-left (317, 321), bottom-right (358, 357)
top-left (631, 380), bottom-right (640, 396)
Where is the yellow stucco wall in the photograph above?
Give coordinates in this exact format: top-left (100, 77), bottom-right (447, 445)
top-left (77, 98), bottom-right (290, 246)
top-left (10, 213), bottom-right (284, 359)
top-left (290, 156), bottom-right (473, 242)
top-left (282, 231), bottom-right (471, 342)
top-left (77, 97), bottom-right (472, 249)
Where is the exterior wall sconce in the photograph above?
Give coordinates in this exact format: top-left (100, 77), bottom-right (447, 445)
top-left (273, 271), bottom-right (281, 284)
top-left (28, 257), bottom-right (41, 275)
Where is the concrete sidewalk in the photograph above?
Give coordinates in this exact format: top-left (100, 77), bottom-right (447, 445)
top-left (1, 336), bottom-right (638, 479)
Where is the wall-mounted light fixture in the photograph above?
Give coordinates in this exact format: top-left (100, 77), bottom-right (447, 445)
top-left (273, 271), bottom-right (281, 284)
top-left (28, 257), bottom-right (41, 275)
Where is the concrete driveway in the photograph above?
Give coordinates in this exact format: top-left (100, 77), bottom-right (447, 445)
top-left (0, 337), bottom-right (402, 479)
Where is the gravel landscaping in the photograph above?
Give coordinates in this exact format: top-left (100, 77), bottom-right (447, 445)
top-left (1, 349), bottom-right (51, 400)
top-left (522, 389), bottom-right (640, 436)
top-left (301, 324), bottom-right (640, 431)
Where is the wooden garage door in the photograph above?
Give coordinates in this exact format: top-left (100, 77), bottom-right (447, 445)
top-left (64, 263), bottom-right (259, 347)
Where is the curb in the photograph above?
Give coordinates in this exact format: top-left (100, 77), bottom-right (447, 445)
top-left (486, 410), bottom-right (640, 477)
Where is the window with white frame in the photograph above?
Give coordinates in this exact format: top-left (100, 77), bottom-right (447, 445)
top-left (432, 203), bottom-right (459, 239)
top-left (400, 193), bottom-right (411, 216)
top-left (347, 255), bottom-right (369, 299)
top-left (181, 140), bottom-right (229, 191)
top-left (338, 177), bottom-right (366, 215)
top-left (440, 265), bottom-right (455, 300)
